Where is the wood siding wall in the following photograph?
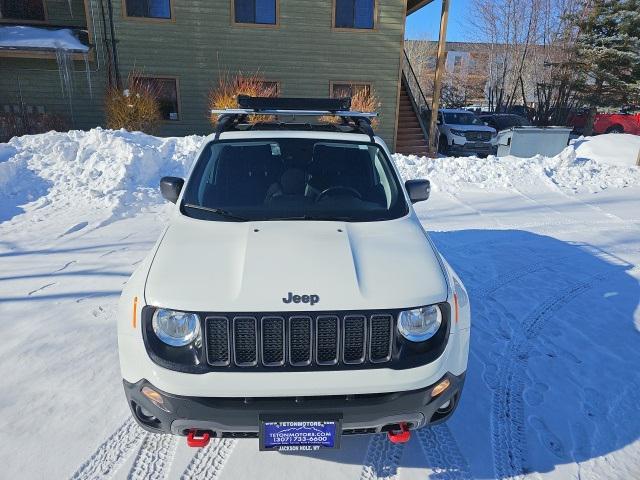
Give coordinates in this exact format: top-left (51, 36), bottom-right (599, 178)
top-left (0, 1), bottom-right (107, 131)
top-left (2, 1), bottom-right (406, 147)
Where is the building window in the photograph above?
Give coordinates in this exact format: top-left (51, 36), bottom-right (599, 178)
top-left (135, 77), bottom-right (180, 120)
top-left (124, 0), bottom-right (171, 20)
top-left (331, 82), bottom-right (371, 99)
top-left (0, 0), bottom-right (46, 21)
top-left (234, 0), bottom-right (276, 25)
top-left (334, 0), bottom-right (375, 29)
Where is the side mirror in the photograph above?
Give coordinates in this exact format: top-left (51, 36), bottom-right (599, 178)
top-left (405, 179), bottom-right (431, 204)
top-left (160, 176), bottom-right (184, 204)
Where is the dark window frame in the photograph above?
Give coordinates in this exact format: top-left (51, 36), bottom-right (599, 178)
top-left (133, 75), bottom-right (181, 122)
top-left (123, 0), bottom-right (173, 21)
top-left (333, 0), bottom-right (376, 31)
top-left (232, 0), bottom-right (279, 27)
top-left (0, 0), bottom-right (47, 23)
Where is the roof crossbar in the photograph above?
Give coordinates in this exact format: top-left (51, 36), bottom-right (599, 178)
top-left (210, 108), bottom-right (378, 119)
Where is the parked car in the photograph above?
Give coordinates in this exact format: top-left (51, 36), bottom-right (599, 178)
top-left (478, 113), bottom-right (531, 132)
top-left (118, 97), bottom-right (471, 452)
top-left (568, 111), bottom-right (640, 135)
top-left (437, 109), bottom-right (497, 156)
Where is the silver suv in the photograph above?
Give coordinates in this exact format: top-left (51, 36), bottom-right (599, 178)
top-left (437, 109), bottom-right (497, 157)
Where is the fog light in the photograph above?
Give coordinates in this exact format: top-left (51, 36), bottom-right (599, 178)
top-left (431, 378), bottom-right (451, 397)
top-left (142, 386), bottom-right (170, 412)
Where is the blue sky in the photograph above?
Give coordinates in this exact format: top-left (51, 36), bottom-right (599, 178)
top-left (405, 0), bottom-right (473, 41)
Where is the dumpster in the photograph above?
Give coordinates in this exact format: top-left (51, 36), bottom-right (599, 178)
top-left (496, 127), bottom-right (572, 157)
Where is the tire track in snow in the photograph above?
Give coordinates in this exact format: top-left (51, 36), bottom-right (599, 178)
top-left (180, 438), bottom-right (237, 480)
top-left (360, 433), bottom-right (406, 480)
top-left (417, 425), bottom-right (472, 480)
top-left (127, 433), bottom-right (178, 480)
top-left (490, 270), bottom-right (613, 479)
top-left (71, 418), bottom-right (146, 480)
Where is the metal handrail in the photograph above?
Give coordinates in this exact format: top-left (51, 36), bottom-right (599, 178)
top-left (402, 49), bottom-right (431, 115)
top-left (401, 50), bottom-right (431, 143)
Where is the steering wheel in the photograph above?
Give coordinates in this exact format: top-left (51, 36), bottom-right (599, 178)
top-left (316, 186), bottom-right (362, 202)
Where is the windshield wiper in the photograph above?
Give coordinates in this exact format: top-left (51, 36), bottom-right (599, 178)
top-left (182, 203), bottom-right (249, 222)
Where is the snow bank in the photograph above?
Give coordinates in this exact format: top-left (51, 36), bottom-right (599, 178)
top-left (2, 128), bottom-right (640, 225)
top-left (574, 133), bottom-right (640, 167)
top-left (2, 128), bottom-right (203, 222)
top-left (395, 143), bottom-right (640, 194)
top-left (0, 26), bottom-right (89, 52)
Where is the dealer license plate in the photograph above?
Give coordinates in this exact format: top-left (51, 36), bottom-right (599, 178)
top-left (260, 419), bottom-right (340, 451)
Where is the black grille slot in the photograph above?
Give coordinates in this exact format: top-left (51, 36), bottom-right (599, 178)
top-left (206, 316), bottom-right (230, 366)
top-left (233, 317), bottom-right (257, 366)
top-left (289, 316), bottom-right (312, 366)
top-left (343, 315), bottom-right (366, 364)
top-left (369, 314), bottom-right (392, 362)
top-left (316, 316), bottom-right (339, 365)
top-left (261, 316), bottom-right (285, 366)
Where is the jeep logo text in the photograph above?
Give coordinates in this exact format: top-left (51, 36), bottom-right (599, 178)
top-left (282, 292), bottom-right (320, 306)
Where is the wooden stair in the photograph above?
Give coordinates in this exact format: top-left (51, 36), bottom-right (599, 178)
top-left (395, 82), bottom-right (429, 156)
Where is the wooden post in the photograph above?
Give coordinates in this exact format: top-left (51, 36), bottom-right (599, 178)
top-left (428, 0), bottom-right (451, 156)
top-left (636, 146), bottom-right (640, 166)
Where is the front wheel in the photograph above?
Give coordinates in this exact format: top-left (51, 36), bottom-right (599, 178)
top-left (605, 125), bottom-right (624, 134)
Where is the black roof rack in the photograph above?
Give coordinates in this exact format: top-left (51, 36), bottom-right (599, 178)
top-left (211, 96), bottom-right (377, 141)
top-left (237, 95), bottom-right (351, 112)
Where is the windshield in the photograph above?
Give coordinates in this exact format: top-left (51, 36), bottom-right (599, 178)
top-left (181, 138), bottom-right (409, 222)
top-left (495, 115), bottom-right (531, 130)
top-left (443, 112), bottom-right (483, 126)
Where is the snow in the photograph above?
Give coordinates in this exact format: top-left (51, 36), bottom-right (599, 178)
top-left (1, 129), bottom-right (639, 479)
top-left (0, 25), bottom-right (89, 52)
top-left (574, 133), bottom-right (640, 167)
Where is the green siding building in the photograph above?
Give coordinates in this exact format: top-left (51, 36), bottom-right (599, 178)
top-left (1, 0), bottom-right (432, 148)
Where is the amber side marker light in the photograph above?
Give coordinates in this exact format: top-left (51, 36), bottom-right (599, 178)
top-left (431, 378), bottom-right (451, 397)
top-left (132, 296), bottom-right (138, 328)
top-left (141, 386), bottom-right (170, 412)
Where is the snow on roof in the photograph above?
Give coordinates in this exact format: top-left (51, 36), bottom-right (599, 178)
top-left (0, 26), bottom-right (88, 52)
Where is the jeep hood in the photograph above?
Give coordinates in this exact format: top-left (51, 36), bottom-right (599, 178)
top-left (144, 215), bottom-right (448, 312)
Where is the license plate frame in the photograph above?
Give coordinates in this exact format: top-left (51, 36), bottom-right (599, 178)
top-left (259, 415), bottom-right (342, 452)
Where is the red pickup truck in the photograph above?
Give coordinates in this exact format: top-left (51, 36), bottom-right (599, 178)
top-left (569, 112), bottom-right (640, 135)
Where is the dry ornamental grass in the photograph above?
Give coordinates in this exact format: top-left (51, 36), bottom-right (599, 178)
top-left (209, 72), bottom-right (278, 124)
top-left (105, 74), bottom-right (161, 134)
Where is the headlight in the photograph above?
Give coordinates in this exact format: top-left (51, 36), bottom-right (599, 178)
top-left (450, 129), bottom-right (466, 137)
top-left (398, 305), bottom-right (443, 342)
top-left (152, 309), bottom-right (201, 347)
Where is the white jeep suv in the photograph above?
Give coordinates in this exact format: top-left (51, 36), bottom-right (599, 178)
top-left (118, 97), bottom-right (470, 451)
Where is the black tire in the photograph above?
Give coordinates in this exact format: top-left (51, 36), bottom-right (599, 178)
top-left (438, 135), bottom-right (449, 155)
top-left (605, 125), bottom-right (624, 134)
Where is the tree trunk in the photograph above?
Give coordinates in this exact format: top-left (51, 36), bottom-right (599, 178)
top-left (583, 106), bottom-right (597, 136)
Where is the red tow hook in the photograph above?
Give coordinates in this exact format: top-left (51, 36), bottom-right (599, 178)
top-left (187, 430), bottom-right (211, 448)
top-left (387, 422), bottom-right (411, 444)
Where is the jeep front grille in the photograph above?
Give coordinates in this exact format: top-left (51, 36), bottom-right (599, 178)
top-left (205, 312), bottom-right (394, 369)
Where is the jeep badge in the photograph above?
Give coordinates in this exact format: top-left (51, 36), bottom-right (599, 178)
top-left (282, 292), bottom-right (320, 306)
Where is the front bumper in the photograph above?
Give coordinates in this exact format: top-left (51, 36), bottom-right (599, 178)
top-left (124, 371), bottom-right (465, 437)
top-left (449, 141), bottom-right (496, 156)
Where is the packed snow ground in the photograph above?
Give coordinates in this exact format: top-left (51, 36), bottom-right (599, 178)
top-left (0, 130), bottom-right (639, 480)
